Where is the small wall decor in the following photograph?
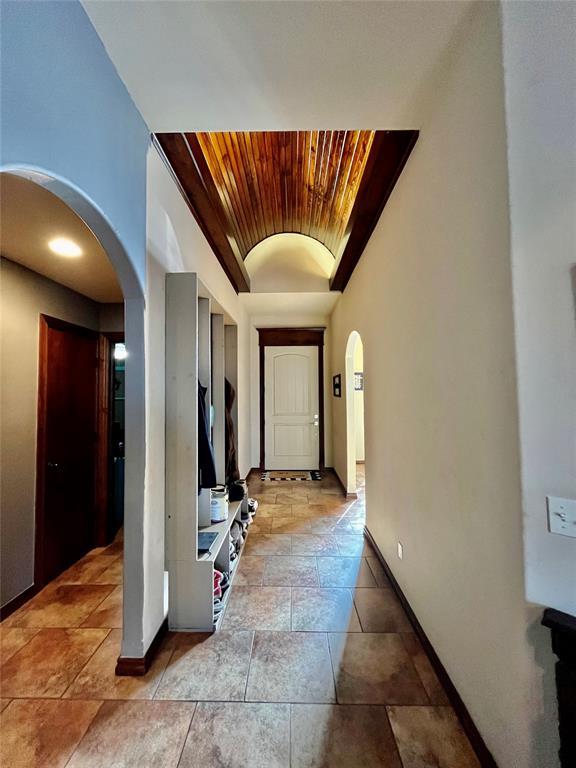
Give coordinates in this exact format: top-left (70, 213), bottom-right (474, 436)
top-left (354, 372), bottom-right (364, 391)
top-left (333, 374), bottom-right (341, 397)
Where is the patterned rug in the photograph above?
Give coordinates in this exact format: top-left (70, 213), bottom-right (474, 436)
top-left (261, 471), bottom-right (322, 482)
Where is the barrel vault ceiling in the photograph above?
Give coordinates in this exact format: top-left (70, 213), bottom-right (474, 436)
top-left (155, 129), bottom-right (418, 293)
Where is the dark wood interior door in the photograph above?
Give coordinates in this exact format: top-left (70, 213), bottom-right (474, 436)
top-left (36, 316), bottom-right (99, 585)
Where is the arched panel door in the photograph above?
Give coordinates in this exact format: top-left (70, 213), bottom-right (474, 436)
top-left (264, 346), bottom-right (319, 470)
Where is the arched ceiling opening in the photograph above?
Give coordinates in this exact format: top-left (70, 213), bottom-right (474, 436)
top-left (156, 129), bottom-right (417, 293)
top-left (245, 233), bottom-right (333, 293)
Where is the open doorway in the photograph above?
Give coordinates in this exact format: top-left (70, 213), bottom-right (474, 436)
top-left (345, 330), bottom-right (365, 496)
top-left (0, 172), bottom-right (126, 621)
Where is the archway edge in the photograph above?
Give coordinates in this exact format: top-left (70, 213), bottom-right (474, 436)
top-left (345, 330), bottom-right (363, 495)
top-left (1, 164), bottom-right (148, 659)
top-left (1, 164), bottom-right (145, 301)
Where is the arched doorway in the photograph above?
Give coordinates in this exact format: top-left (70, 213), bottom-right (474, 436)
top-left (0, 167), bottom-right (146, 659)
top-left (345, 330), bottom-right (365, 495)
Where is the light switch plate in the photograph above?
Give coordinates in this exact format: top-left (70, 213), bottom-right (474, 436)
top-left (547, 496), bottom-right (576, 538)
top-left (397, 542), bottom-right (403, 560)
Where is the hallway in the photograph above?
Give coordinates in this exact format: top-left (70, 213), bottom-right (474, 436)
top-left (0, 474), bottom-right (478, 767)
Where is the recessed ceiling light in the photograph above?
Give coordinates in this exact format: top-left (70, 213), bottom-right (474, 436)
top-left (48, 237), bottom-right (83, 257)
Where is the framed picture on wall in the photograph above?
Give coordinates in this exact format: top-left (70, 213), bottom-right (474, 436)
top-left (333, 374), bottom-right (341, 397)
top-left (354, 372), bottom-right (364, 391)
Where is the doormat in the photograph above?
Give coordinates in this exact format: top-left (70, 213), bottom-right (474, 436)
top-left (261, 471), bottom-right (322, 482)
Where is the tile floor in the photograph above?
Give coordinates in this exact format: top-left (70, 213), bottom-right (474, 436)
top-left (0, 465), bottom-right (480, 767)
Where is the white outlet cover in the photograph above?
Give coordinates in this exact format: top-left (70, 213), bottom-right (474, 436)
top-left (547, 496), bottom-right (576, 538)
top-left (397, 542), bottom-right (403, 560)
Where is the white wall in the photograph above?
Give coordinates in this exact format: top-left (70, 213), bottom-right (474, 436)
top-left (330, 4), bottom-right (557, 765)
top-left (142, 147), bottom-right (252, 649)
top-left (501, 0), bottom-right (576, 615)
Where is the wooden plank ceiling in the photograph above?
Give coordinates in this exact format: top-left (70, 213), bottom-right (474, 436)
top-left (155, 130), bottom-right (418, 293)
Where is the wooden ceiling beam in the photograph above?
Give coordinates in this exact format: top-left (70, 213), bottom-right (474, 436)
top-left (330, 130), bottom-right (418, 292)
top-left (154, 133), bottom-right (250, 293)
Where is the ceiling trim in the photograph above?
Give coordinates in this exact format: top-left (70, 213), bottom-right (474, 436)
top-left (153, 134), bottom-right (251, 293)
top-left (154, 130), bottom-right (418, 294)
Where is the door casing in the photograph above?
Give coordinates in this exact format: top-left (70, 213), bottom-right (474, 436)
top-left (35, 315), bottom-right (118, 588)
top-left (258, 327), bottom-right (325, 471)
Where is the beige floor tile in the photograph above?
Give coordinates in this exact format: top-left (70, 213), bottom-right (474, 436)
top-left (67, 700), bottom-right (194, 768)
top-left (291, 588), bottom-right (362, 632)
top-left (401, 633), bottom-right (450, 705)
top-left (387, 706), bottom-right (480, 767)
top-left (64, 629), bottom-right (171, 700)
top-left (81, 586), bottom-right (123, 628)
top-left (291, 704), bottom-right (402, 767)
top-left (276, 493), bottom-right (310, 505)
top-left (221, 586), bottom-right (291, 630)
top-left (271, 516), bottom-right (313, 534)
top-left (366, 556), bottom-right (391, 587)
top-left (0, 627), bottom-right (39, 663)
top-left (178, 702), bottom-right (290, 768)
top-left (0, 699), bottom-right (101, 768)
top-left (346, 520), bottom-right (367, 534)
top-left (92, 557), bottom-right (123, 584)
top-left (291, 534), bottom-right (339, 556)
top-left (263, 556), bottom-right (319, 586)
top-left (249, 518), bottom-right (273, 534)
top-left (245, 631), bottom-right (335, 703)
top-left (309, 517), bottom-right (351, 533)
top-left (353, 588), bottom-right (413, 632)
top-left (2, 584), bottom-right (114, 628)
top-left (234, 554), bottom-right (265, 586)
top-left (53, 555), bottom-right (119, 585)
top-left (155, 630), bottom-right (253, 701)
top-left (317, 557), bottom-right (377, 588)
top-left (0, 628), bottom-right (108, 697)
top-left (244, 534), bottom-right (292, 556)
top-left (328, 633), bottom-right (428, 705)
top-left (292, 503), bottom-right (330, 518)
top-left (256, 504), bottom-right (293, 518)
top-left (336, 535), bottom-right (375, 557)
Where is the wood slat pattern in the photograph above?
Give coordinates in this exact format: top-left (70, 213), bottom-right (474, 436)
top-left (155, 129), bottom-right (418, 293)
top-left (194, 131), bottom-right (374, 260)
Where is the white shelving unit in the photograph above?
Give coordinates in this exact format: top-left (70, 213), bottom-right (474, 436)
top-left (165, 272), bottom-right (243, 631)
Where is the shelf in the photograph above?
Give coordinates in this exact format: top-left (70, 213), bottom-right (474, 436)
top-left (198, 500), bottom-right (242, 562)
top-left (214, 534), bottom-right (247, 630)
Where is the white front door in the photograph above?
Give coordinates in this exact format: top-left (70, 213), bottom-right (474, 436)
top-left (264, 345), bottom-right (319, 470)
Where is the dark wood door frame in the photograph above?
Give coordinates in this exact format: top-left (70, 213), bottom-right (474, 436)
top-left (35, 317), bottom-right (123, 588)
top-left (257, 328), bottom-right (325, 472)
top-left (35, 315), bottom-right (99, 587)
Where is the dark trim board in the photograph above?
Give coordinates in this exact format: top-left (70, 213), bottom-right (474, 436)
top-left (0, 584), bottom-right (39, 621)
top-left (330, 130), bottom-right (419, 291)
top-left (116, 617), bottom-right (169, 677)
top-left (257, 328), bottom-right (325, 472)
top-left (364, 527), bottom-right (498, 768)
